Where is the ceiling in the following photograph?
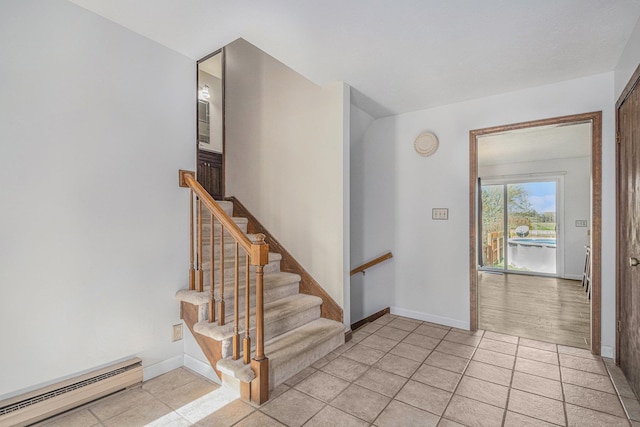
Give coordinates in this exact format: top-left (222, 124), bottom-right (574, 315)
top-left (478, 122), bottom-right (592, 166)
top-left (68, 0), bottom-right (640, 117)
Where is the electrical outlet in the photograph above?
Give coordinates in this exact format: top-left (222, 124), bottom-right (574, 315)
top-left (575, 220), bottom-right (588, 227)
top-left (172, 324), bottom-right (183, 342)
top-left (432, 208), bottom-right (449, 220)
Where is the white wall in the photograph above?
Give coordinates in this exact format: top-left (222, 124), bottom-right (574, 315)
top-left (0, 0), bottom-right (195, 398)
top-left (615, 16), bottom-right (640, 99)
top-left (363, 73), bottom-right (615, 354)
top-left (349, 104), bottom-right (395, 323)
top-left (224, 39), bottom-right (348, 316)
top-left (479, 156), bottom-right (591, 279)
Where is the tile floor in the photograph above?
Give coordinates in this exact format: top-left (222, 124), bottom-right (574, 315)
top-left (36, 314), bottom-right (640, 427)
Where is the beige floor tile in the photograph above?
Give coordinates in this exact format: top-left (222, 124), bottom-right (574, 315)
top-left (511, 371), bottom-right (563, 400)
top-left (269, 383), bottom-right (290, 400)
top-left (563, 383), bottom-right (627, 418)
top-left (389, 341), bottom-right (432, 362)
top-left (606, 362), bottom-right (639, 399)
top-left (235, 411), bottom-right (285, 426)
top-left (330, 384), bottom-right (391, 423)
top-left (332, 340), bottom-right (356, 355)
top-left (443, 395), bottom-right (505, 427)
top-left (351, 330), bottom-right (369, 343)
top-left (374, 353), bottom-right (421, 378)
top-left (312, 350), bottom-right (339, 369)
top-left (413, 325), bottom-right (450, 339)
top-left (295, 370), bottom-right (350, 402)
top-left (360, 333), bottom-right (400, 352)
top-left (89, 388), bottom-right (157, 421)
top-left (464, 360), bottom-right (513, 387)
top-left (395, 380), bottom-right (452, 416)
top-left (305, 405), bottom-right (369, 427)
top-left (503, 411), bottom-right (557, 426)
top-left (388, 318), bottom-right (421, 332)
top-left (478, 338), bottom-right (517, 356)
top-left (260, 389), bottom-right (324, 427)
top-left (354, 367), bottom-right (408, 397)
top-left (374, 326), bottom-right (411, 341)
top-left (101, 398), bottom-right (174, 427)
top-left (197, 400), bottom-right (254, 427)
top-left (518, 338), bottom-right (557, 353)
top-left (455, 376), bottom-right (509, 408)
top-left (561, 366), bottom-right (616, 394)
top-left (284, 366), bottom-right (317, 386)
top-left (342, 344), bottom-right (386, 365)
top-left (374, 399), bottom-right (439, 427)
top-left (632, 421), bottom-right (640, 427)
top-left (450, 327), bottom-right (485, 337)
top-left (559, 353), bottom-right (607, 375)
top-left (483, 331), bottom-right (519, 344)
top-left (39, 409), bottom-right (100, 427)
top-left (321, 356), bottom-right (369, 381)
top-left (153, 377), bottom-right (219, 410)
top-left (422, 321), bottom-right (451, 330)
top-left (565, 403), bottom-right (630, 427)
top-left (402, 332), bottom-right (442, 350)
top-left (437, 419), bottom-right (467, 427)
top-left (412, 364), bottom-right (461, 392)
top-left (435, 341), bottom-right (476, 359)
top-left (425, 351), bottom-right (469, 374)
top-left (515, 358), bottom-right (560, 381)
top-left (507, 389), bottom-right (565, 425)
top-left (444, 330), bottom-right (482, 347)
top-left (622, 396), bottom-right (640, 422)
top-left (397, 315), bottom-right (423, 324)
top-left (360, 322), bottom-right (384, 334)
top-left (372, 314), bottom-right (394, 325)
top-left (558, 345), bottom-right (599, 359)
top-left (517, 346), bottom-right (559, 365)
top-left (142, 368), bottom-right (200, 396)
top-left (472, 348), bottom-right (515, 369)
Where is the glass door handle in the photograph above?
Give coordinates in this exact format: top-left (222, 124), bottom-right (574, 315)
top-left (629, 257), bottom-right (640, 267)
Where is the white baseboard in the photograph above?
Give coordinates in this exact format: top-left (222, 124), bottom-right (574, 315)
top-left (391, 307), bottom-right (469, 330)
top-left (601, 346), bottom-right (614, 359)
top-left (184, 354), bottom-right (221, 384)
top-left (563, 274), bottom-right (582, 281)
top-left (142, 355), bottom-right (183, 382)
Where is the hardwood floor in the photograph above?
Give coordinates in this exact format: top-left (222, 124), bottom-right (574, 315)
top-left (478, 271), bottom-right (590, 349)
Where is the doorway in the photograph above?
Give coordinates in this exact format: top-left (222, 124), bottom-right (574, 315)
top-left (616, 65), bottom-right (640, 397)
top-left (197, 49), bottom-right (225, 199)
top-left (469, 112), bottom-right (602, 353)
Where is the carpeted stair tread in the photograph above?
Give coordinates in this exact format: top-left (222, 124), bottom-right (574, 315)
top-left (217, 318), bottom-right (345, 385)
top-left (201, 252), bottom-right (281, 271)
top-left (200, 200), bottom-right (234, 217)
top-left (175, 271), bottom-right (301, 305)
top-left (193, 293), bottom-right (322, 340)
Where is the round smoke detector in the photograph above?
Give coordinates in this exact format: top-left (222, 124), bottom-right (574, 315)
top-left (414, 131), bottom-right (439, 157)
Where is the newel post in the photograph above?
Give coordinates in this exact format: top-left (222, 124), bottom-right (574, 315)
top-left (250, 233), bottom-right (269, 404)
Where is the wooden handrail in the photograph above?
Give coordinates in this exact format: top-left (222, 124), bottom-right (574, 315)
top-left (350, 252), bottom-right (393, 276)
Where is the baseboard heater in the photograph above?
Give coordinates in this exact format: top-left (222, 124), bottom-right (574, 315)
top-left (0, 357), bottom-right (142, 427)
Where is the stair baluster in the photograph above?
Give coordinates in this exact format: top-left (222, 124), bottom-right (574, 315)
top-left (197, 198), bottom-right (204, 292)
top-left (189, 190), bottom-right (195, 290)
top-left (209, 211), bottom-right (216, 323)
top-left (243, 256), bottom-right (251, 364)
top-left (232, 242), bottom-right (240, 360)
top-left (219, 225), bottom-right (226, 325)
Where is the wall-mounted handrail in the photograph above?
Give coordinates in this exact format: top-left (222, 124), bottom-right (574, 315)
top-left (179, 170), bottom-right (270, 404)
top-left (350, 252), bottom-right (393, 276)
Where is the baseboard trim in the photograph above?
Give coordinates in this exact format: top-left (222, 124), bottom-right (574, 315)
top-left (183, 354), bottom-right (221, 384)
top-left (601, 346), bottom-right (614, 359)
top-left (142, 355), bottom-right (183, 382)
top-left (391, 307), bottom-right (469, 330)
top-left (351, 307), bottom-right (391, 331)
top-left (344, 330), bottom-right (353, 342)
top-left (563, 274), bottom-right (582, 281)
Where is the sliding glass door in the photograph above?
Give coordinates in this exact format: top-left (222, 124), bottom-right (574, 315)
top-left (480, 179), bottom-right (558, 275)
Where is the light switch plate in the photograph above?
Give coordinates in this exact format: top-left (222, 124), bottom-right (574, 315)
top-left (575, 220), bottom-right (588, 227)
top-left (432, 208), bottom-right (449, 220)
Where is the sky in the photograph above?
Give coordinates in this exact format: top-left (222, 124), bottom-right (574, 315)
top-left (520, 181), bottom-right (556, 214)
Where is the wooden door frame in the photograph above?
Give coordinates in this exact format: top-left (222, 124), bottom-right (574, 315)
top-left (615, 63), bottom-right (640, 364)
top-left (196, 48), bottom-right (226, 198)
top-left (469, 112), bottom-right (602, 354)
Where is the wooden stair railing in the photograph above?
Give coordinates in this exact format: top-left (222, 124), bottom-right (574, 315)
top-left (350, 252), bottom-right (393, 276)
top-left (179, 170), bottom-right (270, 404)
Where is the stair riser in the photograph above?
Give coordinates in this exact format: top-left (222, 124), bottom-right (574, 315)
top-left (196, 282), bottom-right (300, 322)
top-left (270, 332), bottom-right (344, 389)
top-left (201, 223), bottom-right (248, 234)
top-left (219, 305), bottom-right (322, 359)
top-left (199, 202), bottom-right (234, 217)
top-left (200, 261), bottom-right (280, 285)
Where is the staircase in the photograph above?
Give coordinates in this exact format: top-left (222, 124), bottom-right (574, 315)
top-left (174, 191), bottom-right (345, 404)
